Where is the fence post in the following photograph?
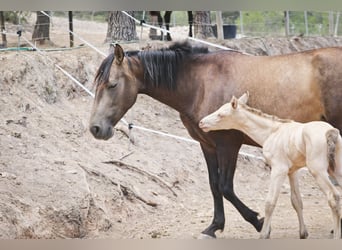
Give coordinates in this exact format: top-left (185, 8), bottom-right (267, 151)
top-left (329, 11), bottom-right (334, 36)
top-left (239, 11), bottom-right (244, 36)
top-left (285, 11), bottom-right (290, 36)
top-left (215, 11), bottom-right (224, 40)
top-left (334, 12), bottom-right (340, 36)
top-left (68, 11), bottom-right (74, 47)
top-left (304, 11), bottom-right (309, 36)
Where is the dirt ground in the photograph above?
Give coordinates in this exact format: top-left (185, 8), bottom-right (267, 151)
top-left (1, 16), bottom-right (342, 239)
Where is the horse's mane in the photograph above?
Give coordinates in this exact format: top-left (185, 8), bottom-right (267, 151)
top-left (240, 103), bottom-right (293, 123)
top-left (139, 41), bottom-right (209, 90)
top-left (94, 52), bottom-right (115, 88)
top-left (94, 41), bottom-right (209, 90)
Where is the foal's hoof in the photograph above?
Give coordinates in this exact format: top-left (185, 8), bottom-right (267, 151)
top-left (330, 219), bottom-right (342, 238)
top-left (300, 231), bottom-right (309, 239)
top-left (198, 233), bottom-right (216, 239)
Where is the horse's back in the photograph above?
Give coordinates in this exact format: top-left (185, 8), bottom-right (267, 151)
top-left (189, 47), bottom-right (342, 126)
top-left (238, 47), bottom-right (342, 125)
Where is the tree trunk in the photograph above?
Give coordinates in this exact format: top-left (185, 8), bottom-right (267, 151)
top-left (105, 11), bottom-right (138, 43)
top-left (194, 11), bottom-right (214, 39)
top-left (0, 11), bottom-right (7, 48)
top-left (32, 11), bottom-right (51, 45)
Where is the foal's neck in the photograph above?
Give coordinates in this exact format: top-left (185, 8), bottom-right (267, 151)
top-left (237, 105), bottom-right (285, 146)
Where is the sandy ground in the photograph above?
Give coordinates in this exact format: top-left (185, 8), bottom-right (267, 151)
top-left (1, 15), bottom-right (342, 239)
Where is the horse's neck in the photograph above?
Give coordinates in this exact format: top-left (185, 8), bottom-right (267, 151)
top-left (236, 106), bottom-right (283, 146)
top-left (141, 85), bottom-right (194, 115)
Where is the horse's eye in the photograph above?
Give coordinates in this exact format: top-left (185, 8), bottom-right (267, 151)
top-left (108, 83), bottom-right (118, 89)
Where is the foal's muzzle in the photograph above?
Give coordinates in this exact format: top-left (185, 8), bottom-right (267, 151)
top-left (198, 120), bottom-right (210, 132)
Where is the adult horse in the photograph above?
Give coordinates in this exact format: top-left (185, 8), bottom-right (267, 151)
top-left (89, 41), bottom-right (342, 238)
top-left (149, 11), bottom-right (193, 41)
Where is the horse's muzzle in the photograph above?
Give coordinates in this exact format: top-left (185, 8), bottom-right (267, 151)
top-left (89, 124), bottom-right (114, 140)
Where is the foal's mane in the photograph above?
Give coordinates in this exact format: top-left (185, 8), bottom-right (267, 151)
top-left (94, 41), bottom-right (209, 90)
top-left (240, 103), bottom-right (293, 123)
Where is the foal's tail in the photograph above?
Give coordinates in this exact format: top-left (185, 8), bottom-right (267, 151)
top-left (326, 128), bottom-right (340, 173)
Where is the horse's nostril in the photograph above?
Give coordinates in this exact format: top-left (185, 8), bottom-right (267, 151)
top-left (90, 125), bottom-right (100, 136)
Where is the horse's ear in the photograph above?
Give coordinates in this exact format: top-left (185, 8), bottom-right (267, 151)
top-left (114, 44), bottom-right (125, 65)
top-left (238, 91), bottom-right (249, 104)
top-left (231, 96), bottom-right (238, 109)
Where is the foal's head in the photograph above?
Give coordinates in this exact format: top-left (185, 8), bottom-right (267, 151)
top-left (199, 92), bottom-right (249, 132)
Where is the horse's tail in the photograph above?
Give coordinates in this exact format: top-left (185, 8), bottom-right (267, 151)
top-left (326, 128), bottom-right (339, 173)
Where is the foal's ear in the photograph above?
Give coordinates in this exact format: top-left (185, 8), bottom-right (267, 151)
top-left (238, 91), bottom-right (249, 104)
top-left (231, 96), bottom-right (238, 109)
top-left (114, 44), bottom-right (125, 65)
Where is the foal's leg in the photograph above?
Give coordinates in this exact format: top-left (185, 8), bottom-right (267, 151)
top-left (260, 165), bottom-right (288, 239)
top-left (309, 166), bottom-right (341, 239)
top-left (288, 171), bottom-right (308, 239)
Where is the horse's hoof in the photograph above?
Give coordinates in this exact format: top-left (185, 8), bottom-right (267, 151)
top-left (198, 233), bottom-right (216, 239)
top-left (256, 217), bottom-right (265, 232)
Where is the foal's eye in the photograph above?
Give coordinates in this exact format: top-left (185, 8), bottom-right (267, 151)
top-left (108, 83), bottom-right (118, 89)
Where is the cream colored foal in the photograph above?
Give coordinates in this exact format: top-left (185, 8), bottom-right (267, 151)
top-left (199, 92), bottom-right (342, 239)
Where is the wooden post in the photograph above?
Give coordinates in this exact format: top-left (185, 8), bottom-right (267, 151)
top-left (216, 11), bottom-right (224, 40)
top-left (68, 11), bottom-right (74, 47)
top-left (285, 11), bottom-right (290, 36)
top-left (334, 12), bottom-right (340, 36)
top-left (304, 11), bottom-right (308, 36)
top-left (0, 11), bottom-right (7, 48)
top-left (239, 11), bottom-right (244, 36)
top-left (329, 11), bottom-right (334, 36)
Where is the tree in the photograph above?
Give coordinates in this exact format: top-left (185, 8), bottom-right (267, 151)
top-left (193, 11), bottom-right (214, 39)
top-left (0, 11), bottom-right (6, 47)
top-left (105, 11), bottom-right (138, 42)
top-left (32, 11), bottom-right (51, 44)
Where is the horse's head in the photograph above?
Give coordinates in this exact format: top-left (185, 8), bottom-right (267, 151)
top-left (89, 44), bottom-right (141, 140)
top-left (199, 92), bottom-right (249, 132)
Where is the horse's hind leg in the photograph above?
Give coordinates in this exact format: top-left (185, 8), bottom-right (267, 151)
top-left (156, 13), bottom-right (163, 39)
top-left (216, 136), bottom-right (263, 233)
top-left (309, 166), bottom-right (341, 239)
top-left (288, 171), bottom-right (308, 239)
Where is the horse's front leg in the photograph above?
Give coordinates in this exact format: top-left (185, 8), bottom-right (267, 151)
top-left (187, 11), bottom-right (193, 37)
top-left (200, 143), bottom-right (225, 238)
top-left (164, 11), bottom-right (172, 41)
top-left (216, 132), bottom-right (264, 233)
top-left (260, 163), bottom-right (288, 239)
